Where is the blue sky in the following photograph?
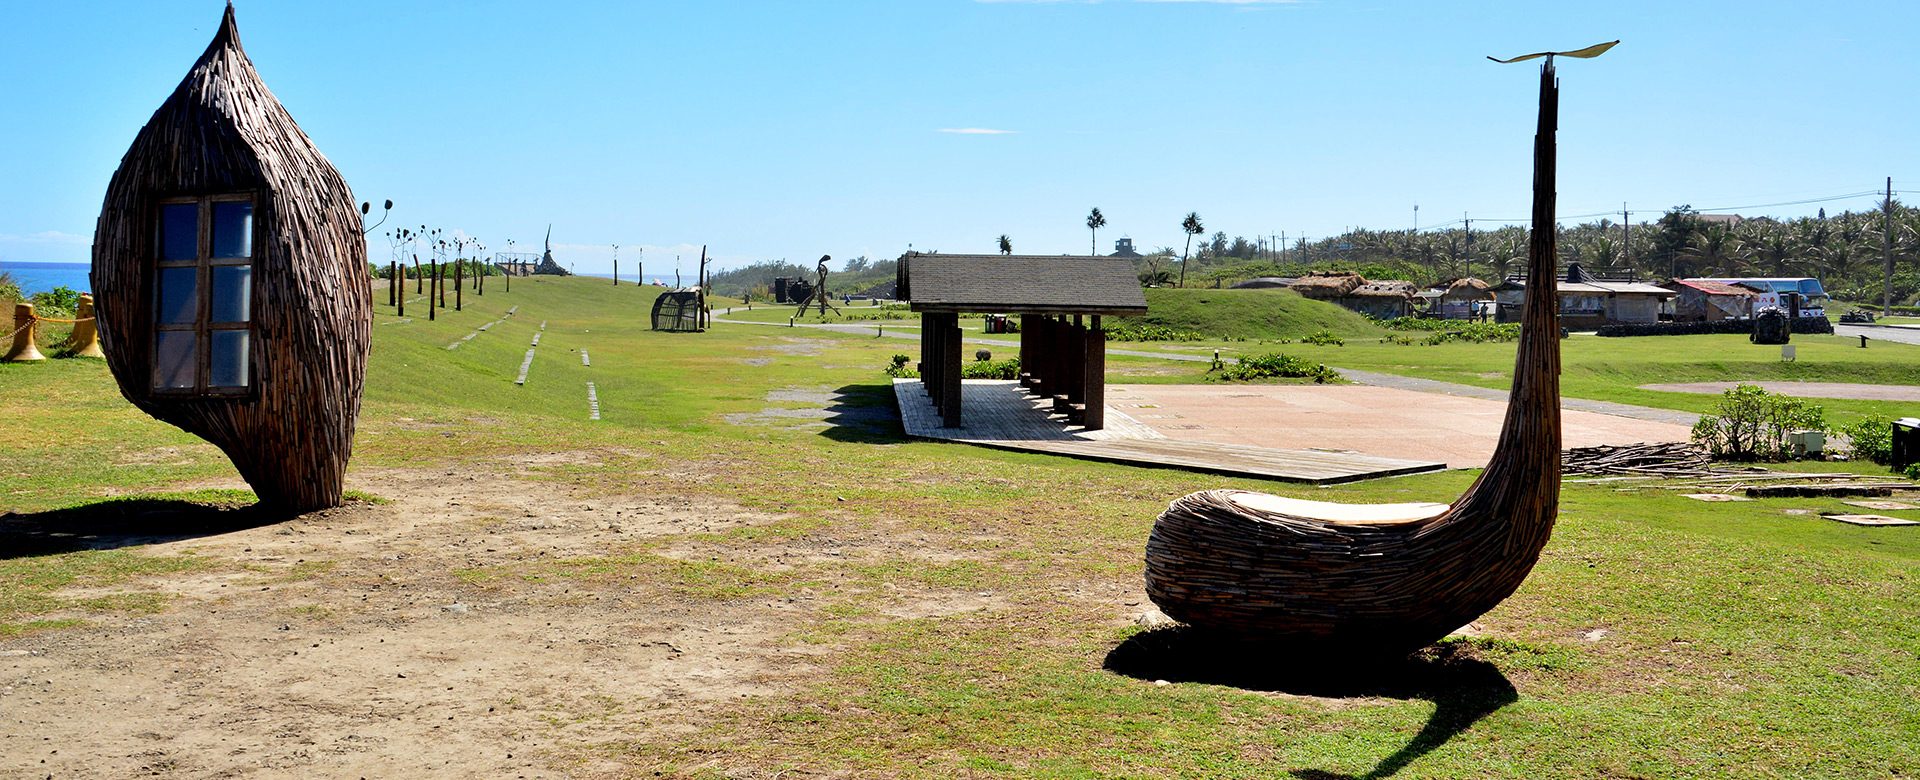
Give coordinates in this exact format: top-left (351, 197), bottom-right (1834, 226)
top-left (3, 1), bottom-right (1916, 276)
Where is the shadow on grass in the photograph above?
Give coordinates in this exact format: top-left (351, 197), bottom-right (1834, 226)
top-left (816, 384), bottom-right (908, 444)
top-left (0, 498), bottom-right (294, 559)
top-left (1105, 627), bottom-right (1517, 780)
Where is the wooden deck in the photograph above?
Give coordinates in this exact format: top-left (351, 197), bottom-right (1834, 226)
top-left (892, 380), bottom-right (1446, 484)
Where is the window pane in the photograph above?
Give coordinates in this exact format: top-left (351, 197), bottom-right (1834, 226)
top-left (152, 331), bottom-right (197, 389)
top-left (210, 330), bottom-right (250, 388)
top-left (211, 202), bottom-right (253, 258)
top-left (211, 266), bottom-right (252, 323)
top-left (161, 204), bottom-right (198, 260)
top-left (155, 267), bottom-right (199, 324)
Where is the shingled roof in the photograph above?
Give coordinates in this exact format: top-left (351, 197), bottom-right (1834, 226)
top-left (897, 253), bottom-right (1148, 315)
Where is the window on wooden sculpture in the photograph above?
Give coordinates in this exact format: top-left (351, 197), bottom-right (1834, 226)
top-left (152, 195), bottom-right (254, 394)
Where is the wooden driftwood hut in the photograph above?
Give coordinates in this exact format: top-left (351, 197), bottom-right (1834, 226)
top-left (92, 4), bottom-right (371, 512)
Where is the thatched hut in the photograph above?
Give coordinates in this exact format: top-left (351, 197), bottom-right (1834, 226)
top-left (1436, 277), bottom-right (1495, 319)
top-left (1286, 272), bottom-right (1364, 300)
top-left (92, 4), bottom-right (370, 512)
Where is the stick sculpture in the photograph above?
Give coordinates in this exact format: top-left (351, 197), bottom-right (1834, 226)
top-left (92, 4), bottom-right (371, 512)
top-left (1144, 42), bottom-right (1615, 657)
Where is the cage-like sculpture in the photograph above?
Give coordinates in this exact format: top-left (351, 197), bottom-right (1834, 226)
top-left (92, 5), bottom-right (371, 512)
top-left (651, 290), bottom-right (703, 332)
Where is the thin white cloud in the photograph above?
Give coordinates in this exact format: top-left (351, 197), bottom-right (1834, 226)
top-left (938, 128), bottom-right (1018, 135)
top-left (0, 230), bottom-right (90, 244)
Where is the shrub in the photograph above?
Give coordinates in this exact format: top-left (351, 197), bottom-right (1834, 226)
top-left (974, 349), bottom-right (992, 362)
top-left (1689, 384), bottom-right (1827, 461)
top-left (1210, 352), bottom-right (1340, 384)
top-left (885, 354), bottom-right (917, 379)
top-left (0, 271), bottom-right (22, 304)
top-left (962, 358), bottom-right (1020, 380)
top-left (1104, 322), bottom-right (1207, 342)
top-left (1837, 415), bottom-right (1894, 465)
top-left (1301, 330), bottom-right (1344, 347)
top-left (29, 285), bottom-right (81, 317)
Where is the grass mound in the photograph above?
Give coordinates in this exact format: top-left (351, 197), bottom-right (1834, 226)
top-left (1121, 287), bottom-right (1382, 341)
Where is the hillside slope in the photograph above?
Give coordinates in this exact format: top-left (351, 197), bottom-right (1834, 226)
top-left (1118, 287), bottom-right (1383, 340)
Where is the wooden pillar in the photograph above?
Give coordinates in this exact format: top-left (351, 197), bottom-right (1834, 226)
top-left (1044, 313), bottom-right (1059, 395)
top-left (1019, 314), bottom-right (1037, 388)
top-left (940, 313), bottom-right (963, 427)
top-left (455, 261), bottom-right (463, 311)
top-left (1083, 315), bottom-right (1106, 430)
top-left (1066, 315), bottom-right (1086, 406)
top-left (919, 312), bottom-right (934, 400)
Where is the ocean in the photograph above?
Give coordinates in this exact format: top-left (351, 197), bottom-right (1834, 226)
top-left (1, 261), bottom-right (92, 295)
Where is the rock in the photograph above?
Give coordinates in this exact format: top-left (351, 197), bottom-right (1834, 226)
top-left (441, 603), bottom-right (470, 615)
top-left (1133, 609), bottom-right (1176, 629)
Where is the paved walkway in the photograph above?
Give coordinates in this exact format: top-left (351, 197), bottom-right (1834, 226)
top-left (893, 380), bottom-right (1446, 483)
top-left (1837, 323), bottom-right (1920, 346)
top-left (715, 315), bottom-right (1699, 425)
top-left (1640, 381), bottom-right (1920, 402)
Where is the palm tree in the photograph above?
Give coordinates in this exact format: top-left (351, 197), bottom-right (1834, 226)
top-left (1086, 207), bottom-right (1107, 255)
top-left (1681, 224), bottom-right (1743, 276)
top-left (997, 234), bottom-right (1012, 255)
top-left (1178, 212), bottom-right (1203, 288)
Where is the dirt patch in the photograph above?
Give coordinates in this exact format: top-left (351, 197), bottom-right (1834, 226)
top-left (747, 337), bottom-right (835, 357)
top-left (0, 463), bottom-right (822, 778)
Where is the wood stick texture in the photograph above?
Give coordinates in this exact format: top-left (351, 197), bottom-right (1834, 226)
top-left (92, 5), bottom-right (370, 513)
top-left (1144, 61), bottom-right (1565, 656)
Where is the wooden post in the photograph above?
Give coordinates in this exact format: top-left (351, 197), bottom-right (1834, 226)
top-left (388, 261), bottom-right (396, 307)
top-left (919, 311), bottom-right (933, 398)
top-left (437, 261), bottom-right (447, 308)
top-left (455, 261), bottom-right (463, 311)
top-left (1066, 315), bottom-right (1086, 407)
top-left (1083, 315), bottom-right (1105, 430)
top-left (941, 313), bottom-right (963, 428)
top-left (413, 256), bottom-right (422, 294)
top-left (1019, 314), bottom-right (1036, 388)
top-left (427, 262), bottom-right (436, 321)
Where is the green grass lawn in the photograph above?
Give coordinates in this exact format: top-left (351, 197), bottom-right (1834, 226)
top-left (2, 275), bottom-right (1916, 778)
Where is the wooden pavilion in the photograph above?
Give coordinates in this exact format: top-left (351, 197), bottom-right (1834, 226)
top-left (896, 253), bottom-right (1147, 430)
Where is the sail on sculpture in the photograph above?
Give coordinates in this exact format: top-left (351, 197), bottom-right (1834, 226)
top-left (92, 4), bottom-right (372, 512)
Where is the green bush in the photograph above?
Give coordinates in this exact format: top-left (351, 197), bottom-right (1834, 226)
top-left (1301, 330), bottom-right (1344, 347)
top-left (885, 354), bottom-right (917, 379)
top-left (1104, 322), bottom-right (1207, 342)
top-left (0, 271), bottom-right (22, 304)
top-left (29, 285), bottom-right (81, 317)
top-left (1210, 352), bottom-right (1340, 384)
top-left (1689, 384), bottom-right (1827, 462)
top-left (962, 358), bottom-right (1021, 380)
top-left (1837, 415), bottom-right (1894, 465)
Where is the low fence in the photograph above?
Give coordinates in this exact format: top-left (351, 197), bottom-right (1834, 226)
top-left (1595, 317), bottom-right (1835, 338)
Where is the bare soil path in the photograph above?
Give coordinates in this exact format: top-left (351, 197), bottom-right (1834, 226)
top-left (0, 459), bottom-right (862, 778)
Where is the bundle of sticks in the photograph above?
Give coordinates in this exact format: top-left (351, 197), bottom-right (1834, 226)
top-left (1561, 442), bottom-right (1714, 477)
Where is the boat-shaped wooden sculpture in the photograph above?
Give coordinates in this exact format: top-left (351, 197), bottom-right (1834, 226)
top-left (1146, 49), bottom-right (1606, 657)
top-left (92, 4), bottom-right (371, 513)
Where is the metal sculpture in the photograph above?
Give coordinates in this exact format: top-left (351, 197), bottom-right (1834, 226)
top-left (92, 4), bottom-right (370, 512)
top-left (1144, 44), bottom-right (1614, 656)
top-left (792, 254), bottom-right (841, 317)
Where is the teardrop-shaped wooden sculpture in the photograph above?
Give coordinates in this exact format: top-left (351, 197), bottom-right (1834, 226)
top-left (92, 4), bottom-right (371, 513)
top-left (1144, 59), bottom-right (1566, 658)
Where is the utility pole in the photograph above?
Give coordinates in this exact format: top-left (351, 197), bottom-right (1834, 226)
top-left (1885, 176), bottom-right (1896, 316)
top-left (1621, 203), bottom-right (1630, 272)
top-left (1413, 204), bottom-right (1419, 234)
top-left (1463, 215), bottom-right (1473, 277)
top-left (612, 243), bottom-right (619, 285)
